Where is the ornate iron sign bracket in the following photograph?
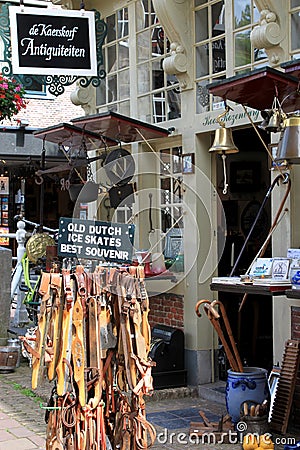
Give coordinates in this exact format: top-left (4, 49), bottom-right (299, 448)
top-left (0, 3), bottom-right (107, 96)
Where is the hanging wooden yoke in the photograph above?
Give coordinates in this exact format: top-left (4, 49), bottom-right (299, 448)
top-left (22, 264), bottom-right (156, 450)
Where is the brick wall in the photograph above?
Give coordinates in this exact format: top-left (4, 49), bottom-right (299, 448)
top-left (291, 306), bottom-right (300, 426)
top-left (2, 85), bottom-right (82, 129)
top-left (148, 293), bottom-right (184, 330)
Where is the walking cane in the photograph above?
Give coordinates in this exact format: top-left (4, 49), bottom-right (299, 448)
top-left (195, 299), bottom-right (243, 372)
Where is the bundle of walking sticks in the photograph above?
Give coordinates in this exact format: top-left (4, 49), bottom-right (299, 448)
top-left (21, 264), bottom-right (156, 450)
top-left (195, 299), bottom-right (243, 372)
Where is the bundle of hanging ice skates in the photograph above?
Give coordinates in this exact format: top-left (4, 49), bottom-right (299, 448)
top-left (21, 264), bottom-right (156, 450)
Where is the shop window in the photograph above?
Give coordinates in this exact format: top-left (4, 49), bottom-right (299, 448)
top-left (234, 0), bottom-right (251, 28)
top-left (160, 147), bottom-right (183, 233)
top-left (195, 0), bottom-right (268, 113)
top-left (195, 0), bottom-right (226, 112)
top-left (291, 10), bottom-right (300, 52)
top-left (136, 0), bottom-right (181, 123)
top-left (96, 7), bottom-right (130, 110)
top-left (290, 0), bottom-right (300, 56)
top-left (98, 1), bottom-right (181, 123)
top-left (291, 0), bottom-right (300, 8)
top-left (234, 30), bottom-right (252, 67)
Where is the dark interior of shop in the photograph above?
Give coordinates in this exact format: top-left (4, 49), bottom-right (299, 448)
top-left (216, 126), bottom-right (273, 378)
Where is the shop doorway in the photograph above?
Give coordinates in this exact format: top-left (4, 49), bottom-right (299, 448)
top-left (215, 126), bottom-right (273, 377)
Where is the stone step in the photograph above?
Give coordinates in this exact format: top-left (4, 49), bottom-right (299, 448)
top-left (198, 380), bottom-right (226, 404)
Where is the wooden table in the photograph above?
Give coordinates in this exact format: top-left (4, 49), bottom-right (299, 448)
top-left (210, 282), bottom-right (290, 296)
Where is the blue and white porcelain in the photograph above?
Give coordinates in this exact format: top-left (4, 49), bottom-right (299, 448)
top-left (291, 270), bottom-right (300, 288)
top-left (226, 367), bottom-right (269, 423)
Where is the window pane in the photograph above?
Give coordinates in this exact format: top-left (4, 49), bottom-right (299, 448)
top-left (118, 41), bottom-right (129, 69)
top-left (212, 38), bottom-right (226, 73)
top-left (151, 26), bottom-right (165, 56)
top-left (166, 85), bottom-right (181, 120)
top-left (196, 81), bottom-right (210, 113)
top-left (107, 45), bottom-right (117, 72)
top-left (150, 2), bottom-right (157, 26)
top-left (291, 0), bottom-right (300, 7)
top-left (234, 0), bottom-right (251, 28)
top-left (118, 101), bottom-right (130, 116)
top-left (137, 95), bottom-right (152, 122)
top-left (153, 92), bottom-right (166, 123)
top-left (108, 75), bottom-right (117, 102)
top-left (291, 11), bottom-right (300, 51)
top-left (212, 1), bottom-right (225, 37)
top-left (160, 150), bottom-right (170, 174)
top-left (137, 30), bottom-right (151, 63)
top-left (161, 178), bottom-right (171, 204)
top-left (195, 0), bottom-right (207, 5)
top-left (116, 210), bottom-right (125, 222)
top-left (117, 8), bottom-right (128, 39)
top-left (195, 8), bottom-right (208, 42)
top-left (253, 4), bottom-right (260, 23)
top-left (172, 178), bottom-right (182, 202)
top-left (172, 148), bottom-right (182, 174)
top-left (196, 44), bottom-right (209, 77)
top-left (118, 69), bottom-right (130, 98)
top-left (161, 207), bottom-right (172, 232)
top-left (137, 63), bottom-right (150, 94)
top-left (235, 30), bottom-right (251, 66)
top-left (136, 0), bottom-right (148, 31)
top-left (173, 206), bottom-right (183, 227)
top-left (152, 59), bottom-right (164, 90)
top-left (107, 15), bottom-right (116, 42)
top-left (96, 81), bottom-right (106, 106)
top-left (254, 47), bottom-right (267, 62)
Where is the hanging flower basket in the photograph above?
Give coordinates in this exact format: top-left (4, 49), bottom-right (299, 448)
top-left (0, 74), bottom-right (26, 122)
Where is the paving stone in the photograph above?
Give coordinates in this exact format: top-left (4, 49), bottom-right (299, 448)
top-left (0, 361), bottom-right (298, 449)
top-left (0, 437), bottom-right (40, 450)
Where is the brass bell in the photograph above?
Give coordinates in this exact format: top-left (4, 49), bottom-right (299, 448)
top-left (265, 109), bottom-right (282, 133)
top-left (209, 106), bottom-right (239, 154)
top-left (275, 116), bottom-right (300, 164)
top-left (209, 127), bottom-right (239, 154)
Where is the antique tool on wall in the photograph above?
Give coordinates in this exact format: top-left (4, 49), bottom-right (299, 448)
top-left (270, 339), bottom-right (300, 434)
top-left (195, 299), bottom-right (243, 372)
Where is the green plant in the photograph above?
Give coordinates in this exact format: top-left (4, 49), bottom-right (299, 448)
top-left (11, 382), bottom-right (44, 403)
top-left (0, 74), bottom-right (26, 121)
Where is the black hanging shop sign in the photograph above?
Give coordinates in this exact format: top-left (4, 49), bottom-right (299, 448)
top-left (9, 6), bottom-right (97, 76)
top-left (58, 217), bottom-right (135, 263)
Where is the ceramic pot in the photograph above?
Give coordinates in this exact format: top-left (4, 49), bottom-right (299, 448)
top-left (291, 270), bottom-right (300, 287)
top-left (226, 367), bottom-right (268, 423)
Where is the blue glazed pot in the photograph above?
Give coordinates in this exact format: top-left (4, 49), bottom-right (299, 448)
top-left (284, 443), bottom-right (300, 450)
top-left (292, 270), bottom-right (300, 287)
top-left (226, 367), bottom-right (269, 423)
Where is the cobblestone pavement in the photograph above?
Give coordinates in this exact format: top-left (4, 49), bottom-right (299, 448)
top-left (0, 361), bottom-right (298, 450)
